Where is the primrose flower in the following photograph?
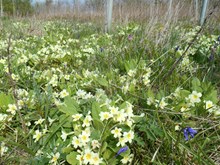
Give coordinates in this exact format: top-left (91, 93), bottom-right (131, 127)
top-left (111, 127), bottom-right (122, 138)
top-left (127, 69), bottom-right (136, 77)
top-left (48, 117), bottom-right (55, 126)
top-left (183, 127), bottom-right (197, 141)
top-left (6, 104), bottom-right (17, 115)
top-left (122, 82), bottom-right (130, 94)
top-left (109, 106), bottom-right (119, 115)
top-left (99, 112), bottom-right (113, 121)
top-left (125, 102), bottom-right (134, 118)
top-left (64, 74), bottom-right (70, 80)
top-left (79, 131), bottom-right (90, 144)
top-left (90, 152), bottom-right (103, 165)
top-left (91, 140), bottom-right (100, 149)
top-left (156, 98), bottom-right (167, 109)
top-left (147, 97), bottom-right (154, 106)
top-left (123, 130), bottom-right (134, 143)
top-left (121, 154), bottom-right (134, 164)
top-left (214, 109), bottom-right (220, 116)
top-left (72, 136), bottom-right (82, 148)
top-left (175, 125), bottom-right (180, 131)
top-left (125, 119), bottom-right (134, 127)
top-left (33, 130), bottom-right (42, 142)
top-left (83, 149), bottom-right (93, 164)
top-left (49, 152), bottom-right (60, 165)
top-left (72, 114), bottom-right (83, 122)
top-left (82, 115), bottom-right (92, 127)
top-left (188, 91), bottom-right (202, 104)
top-left (76, 89), bottom-right (87, 98)
top-left (143, 72), bottom-right (151, 86)
top-left (17, 100), bottom-right (24, 109)
top-left (116, 146), bottom-right (128, 157)
top-left (204, 100), bottom-right (214, 110)
top-left (117, 137), bottom-right (127, 147)
top-left (61, 130), bottom-right (68, 141)
top-left (0, 113), bottom-right (8, 122)
top-left (0, 142), bottom-right (8, 156)
top-left (114, 109), bottom-right (126, 123)
top-left (60, 89), bottom-right (69, 98)
top-left (34, 118), bottom-right (45, 125)
top-left (76, 154), bottom-right (84, 164)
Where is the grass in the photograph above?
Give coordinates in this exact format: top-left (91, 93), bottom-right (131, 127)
top-left (0, 2), bottom-right (220, 164)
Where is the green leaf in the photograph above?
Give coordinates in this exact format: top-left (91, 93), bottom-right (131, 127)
top-left (150, 124), bottom-right (164, 137)
top-left (191, 77), bottom-right (202, 91)
top-left (58, 96), bottom-right (80, 115)
top-left (62, 146), bottom-right (74, 154)
top-left (91, 129), bottom-right (101, 139)
top-left (100, 142), bottom-right (108, 154)
top-left (147, 89), bottom-right (155, 98)
top-left (0, 93), bottom-right (13, 108)
top-left (103, 149), bottom-right (113, 160)
top-left (66, 151), bottom-right (79, 165)
top-left (93, 119), bottom-right (104, 131)
top-left (97, 77), bottom-right (108, 87)
top-left (179, 90), bottom-right (191, 98)
top-left (92, 101), bottom-right (101, 120)
top-left (134, 136), bottom-right (145, 147)
top-left (204, 89), bottom-right (218, 104)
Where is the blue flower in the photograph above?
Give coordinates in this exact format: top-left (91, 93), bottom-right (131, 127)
top-left (217, 36), bottom-right (220, 42)
top-left (209, 53), bottom-right (214, 62)
top-left (116, 146), bottom-right (128, 157)
top-left (183, 127), bottom-right (197, 141)
top-left (175, 46), bottom-right (180, 51)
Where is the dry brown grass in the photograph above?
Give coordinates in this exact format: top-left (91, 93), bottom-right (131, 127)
top-left (31, 1), bottom-right (220, 24)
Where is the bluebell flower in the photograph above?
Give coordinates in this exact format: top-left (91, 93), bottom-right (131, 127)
top-left (183, 127), bottom-right (197, 141)
top-left (116, 146), bottom-right (128, 157)
top-left (175, 46), bottom-right (180, 52)
top-left (100, 47), bottom-right (104, 52)
top-left (217, 36), bottom-right (220, 42)
top-left (208, 53), bottom-right (214, 62)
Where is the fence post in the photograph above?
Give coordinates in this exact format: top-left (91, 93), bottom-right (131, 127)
top-left (168, 0), bottom-right (173, 18)
top-left (200, 0), bottom-right (209, 25)
top-left (105, 0), bottom-right (113, 33)
top-left (194, 0), bottom-right (199, 21)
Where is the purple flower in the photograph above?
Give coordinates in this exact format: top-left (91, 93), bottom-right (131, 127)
top-left (183, 127), bottom-right (197, 141)
top-left (116, 146), bottom-right (128, 157)
top-left (128, 35), bottom-right (133, 41)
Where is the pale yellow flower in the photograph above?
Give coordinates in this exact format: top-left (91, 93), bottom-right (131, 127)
top-left (72, 114), bottom-right (83, 122)
top-left (111, 127), bottom-right (122, 138)
top-left (90, 152), bottom-right (103, 165)
top-left (99, 112), bottom-right (113, 121)
top-left (60, 89), bottom-right (69, 98)
top-left (49, 152), bottom-right (60, 165)
top-left (123, 130), bottom-right (134, 143)
top-left (83, 149), bottom-right (93, 164)
top-left (188, 91), bottom-right (202, 104)
top-left (33, 130), bottom-right (42, 142)
top-left (121, 154), bottom-right (134, 164)
top-left (72, 136), bottom-right (82, 148)
top-left (6, 104), bottom-right (17, 115)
